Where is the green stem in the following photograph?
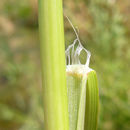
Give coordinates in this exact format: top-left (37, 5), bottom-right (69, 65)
top-left (38, 0), bottom-right (69, 130)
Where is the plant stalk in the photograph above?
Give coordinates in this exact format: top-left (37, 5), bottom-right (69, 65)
top-left (38, 0), bottom-right (69, 130)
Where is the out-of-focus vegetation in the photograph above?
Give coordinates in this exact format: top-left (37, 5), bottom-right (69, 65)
top-left (0, 0), bottom-right (130, 130)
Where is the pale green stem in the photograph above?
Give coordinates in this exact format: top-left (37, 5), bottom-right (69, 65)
top-left (38, 0), bottom-right (69, 130)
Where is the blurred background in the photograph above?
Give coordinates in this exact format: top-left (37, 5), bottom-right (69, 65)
top-left (0, 0), bottom-right (130, 129)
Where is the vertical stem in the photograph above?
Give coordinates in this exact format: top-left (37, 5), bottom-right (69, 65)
top-left (38, 0), bottom-right (69, 130)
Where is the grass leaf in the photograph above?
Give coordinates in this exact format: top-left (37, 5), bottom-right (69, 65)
top-left (67, 66), bottom-right (99, 130)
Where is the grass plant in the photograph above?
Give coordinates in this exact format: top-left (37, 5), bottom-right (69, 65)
top-left (39, 0), bottom-right (99, 130)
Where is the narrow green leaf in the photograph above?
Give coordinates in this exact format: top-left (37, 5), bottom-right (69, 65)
top-left (84, 70), bottom-right (99, 130)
